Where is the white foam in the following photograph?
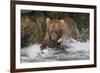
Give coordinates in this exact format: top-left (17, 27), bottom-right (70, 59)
top-left (21, 40), bottom-right (90, 62)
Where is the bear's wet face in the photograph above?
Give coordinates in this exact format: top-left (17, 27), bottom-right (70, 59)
top-left (49, 30), bottom-right (58, 41)
top-left (48, 20), bottom-right (63, 42)
top-left (49, 30), bottom-right (62, 42)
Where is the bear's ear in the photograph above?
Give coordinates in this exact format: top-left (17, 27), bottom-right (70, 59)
top-left (60, 19), bottom-right (65, 23)
top-left (46, 18), bottom-right (51, 24)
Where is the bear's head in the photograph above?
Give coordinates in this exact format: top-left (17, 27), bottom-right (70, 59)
top-left (46, 18), bottom-right (67, 42)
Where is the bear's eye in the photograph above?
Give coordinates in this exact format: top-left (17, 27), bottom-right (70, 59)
top-left (55, 31), bottom-right (58, 33)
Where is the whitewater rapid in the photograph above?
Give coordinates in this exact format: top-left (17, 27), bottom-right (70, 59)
top-left (21, 40), bottom-right (90, 63)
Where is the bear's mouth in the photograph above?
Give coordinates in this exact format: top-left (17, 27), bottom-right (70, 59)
top-left (40, 40), bottom-right (62, 50)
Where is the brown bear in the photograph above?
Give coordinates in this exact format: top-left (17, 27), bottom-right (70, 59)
top-left (40, 17), bottom-right (80, 50)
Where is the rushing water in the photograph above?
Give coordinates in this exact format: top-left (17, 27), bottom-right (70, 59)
top-left (21, 39), bottom-right (90, 63)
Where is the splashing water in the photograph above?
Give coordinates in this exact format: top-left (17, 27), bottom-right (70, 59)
top-left (21, 39), bottom-right (90, 63)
